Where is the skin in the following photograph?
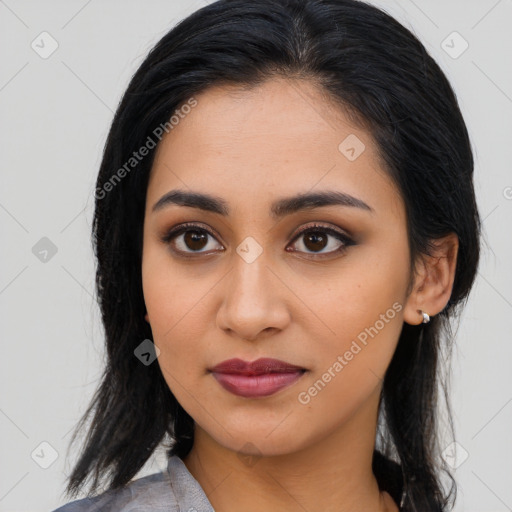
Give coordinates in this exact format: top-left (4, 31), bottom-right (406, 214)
top-left (141, 77), bottom-right (458, 512)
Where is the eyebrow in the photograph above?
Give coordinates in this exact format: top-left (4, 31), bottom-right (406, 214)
top-left (152, 189), bottom-right (374, 218)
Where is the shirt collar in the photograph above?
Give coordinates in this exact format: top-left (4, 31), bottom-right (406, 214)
top-left (167, 455), bottom-right (216, 511)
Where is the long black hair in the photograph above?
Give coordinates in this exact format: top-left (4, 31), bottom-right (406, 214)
top-left (64, 1), bottom-right (481, 510)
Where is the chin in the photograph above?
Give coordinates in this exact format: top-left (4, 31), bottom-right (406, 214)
top-left (208, 423), bottom-right (305, 458)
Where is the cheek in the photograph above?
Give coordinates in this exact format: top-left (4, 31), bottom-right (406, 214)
top-left (141, 245), bottom-right (215, 378)
top-left (304, 243), bottom-right (408, 339)
top-left (298, 236), bottom-right (409, 386)
top-left (295, 274), bottom-right (405, 425)
top-left (142, 240), bottom-right (195, 330)
top-left (142, 272), bottom-right (206, 403)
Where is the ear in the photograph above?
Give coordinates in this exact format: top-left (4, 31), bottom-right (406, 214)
top-left (144, 313), bottom-right (150, 323)
top-left (403, 232), bottom-right (459, 325)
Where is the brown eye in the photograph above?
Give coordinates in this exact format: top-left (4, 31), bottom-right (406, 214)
top-left (161, 222), bottom-right (355, 259)
top-left (302, 230), bottom-right (328, 252)
top-left (161, 223), bottom-right (224, 256)
top-left (288, 224), bottom-right (355, 258)
top-left (183, 230), bottom-right (209, 251)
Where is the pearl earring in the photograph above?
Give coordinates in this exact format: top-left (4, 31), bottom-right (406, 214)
top-left (420, 310), bottom-right (430, 324)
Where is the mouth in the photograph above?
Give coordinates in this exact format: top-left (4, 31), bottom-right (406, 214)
top-left (209, 358), bottom-right (307, 398)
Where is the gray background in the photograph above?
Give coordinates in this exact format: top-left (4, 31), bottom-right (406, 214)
top-left (1, 0), bottom-right (511, 511)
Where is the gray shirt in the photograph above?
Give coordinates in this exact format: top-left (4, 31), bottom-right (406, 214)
top-left (51, 455), bottom-right (215, 512)
top-left (52, 452), bottom-right (405, 511)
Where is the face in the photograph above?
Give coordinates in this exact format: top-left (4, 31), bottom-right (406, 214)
top-left (142, 77), bottom-right (413, 457)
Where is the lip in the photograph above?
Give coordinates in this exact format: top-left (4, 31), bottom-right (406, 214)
top-left (209, 358), bottom-right (307, 398)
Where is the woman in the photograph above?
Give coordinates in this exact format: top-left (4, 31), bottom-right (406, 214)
top-left (53, 0), bottom-right (481, 510)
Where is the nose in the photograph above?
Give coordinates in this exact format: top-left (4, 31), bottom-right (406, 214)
top-left (215, 250), bottom-right (291, 342)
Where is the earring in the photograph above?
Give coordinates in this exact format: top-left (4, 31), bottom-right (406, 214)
top-left (419, 310), bottom-right (430, 324)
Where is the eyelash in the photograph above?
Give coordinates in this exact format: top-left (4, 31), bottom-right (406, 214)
top-left (160, 222), bottom-right (355, 259)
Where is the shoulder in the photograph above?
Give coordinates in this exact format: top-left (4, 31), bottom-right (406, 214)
top-left (51, 465), bottom-right (178, 512)
top-left (51, 455), bottom-right (215, 512)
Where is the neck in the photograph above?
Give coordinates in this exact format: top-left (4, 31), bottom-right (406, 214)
top-left (181, 386), bottom-right (399, 512)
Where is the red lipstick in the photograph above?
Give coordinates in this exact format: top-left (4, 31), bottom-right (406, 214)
top-left (209, 358), bottom-right (306, 398)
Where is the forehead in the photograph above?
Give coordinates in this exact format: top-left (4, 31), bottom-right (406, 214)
top-left (153, 77), bottom-right (369, 161)
top-left (147, 77), bottom-right (403, 220)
